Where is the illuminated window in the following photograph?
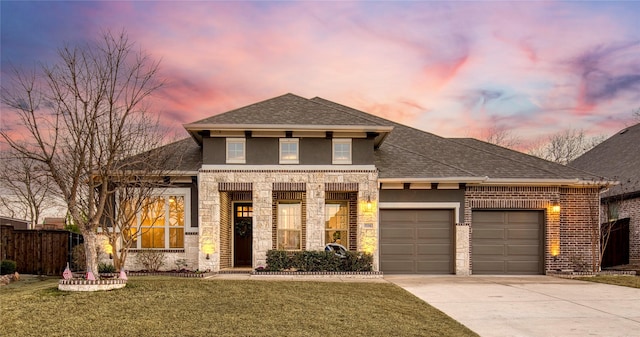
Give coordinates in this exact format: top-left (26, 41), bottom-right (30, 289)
top-left (126, 189), bottom-right (189, 249)
top-left (277, 202), bottom-right (301, 250)
top-left (279, 138), bottom-right (299, 164)
top-left (226, 138), bottom-right (246, 163)
top-left (332, 139), bottom-right (352, 164)
top-left (325, 202), bottom-right (348, 246)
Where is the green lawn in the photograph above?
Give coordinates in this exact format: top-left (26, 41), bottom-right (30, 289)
top-left (0, 276), bottom-right (478, 337)
top-left (576, 275), bottom-right (640, 289)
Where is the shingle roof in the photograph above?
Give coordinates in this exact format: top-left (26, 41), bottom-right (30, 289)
top-left (167, 93), bottom-right (604, 184)
top-left (569, 123), bottom-right (640, 196)
top-left (310, 96), bottom-right (602, 182)
top-left (191, 93), bottom-right (392, 126)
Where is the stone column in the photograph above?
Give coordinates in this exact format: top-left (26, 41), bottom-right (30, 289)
top-left (456, 223), bottom-right (470, 275)
top-left (253, 182), bottom-right (273, 268)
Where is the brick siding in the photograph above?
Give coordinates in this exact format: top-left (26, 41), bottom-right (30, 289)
top-left (465, 186), bottom-right (600, 273)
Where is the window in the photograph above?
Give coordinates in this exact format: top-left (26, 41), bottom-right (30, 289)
top-left (279, 138), bottom-right (299, 164)
top-left (325, 202), bottom-right (348, 246)
top-left (126, 189), bottom-right (189, 249)
top-left (332, 139), bottom-right (352, 164)
top-left (277, 202), bottom-right (301, 250)
top-left (226, 138), bottom-right (246, 163)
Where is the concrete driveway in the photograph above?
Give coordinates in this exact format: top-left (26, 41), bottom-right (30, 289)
top-left (385, 275), bottom-right (640, 337)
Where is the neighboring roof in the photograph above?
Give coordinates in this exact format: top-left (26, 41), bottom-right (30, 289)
top-left (165, 93), bottom-right (605, 185)
top-left (570, 123), bottom-right (640, 196)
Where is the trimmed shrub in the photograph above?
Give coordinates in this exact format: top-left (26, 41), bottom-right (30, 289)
top-left (265, 250), bottom-right (292, 271)
top-left (98, 262), bottom-right (116, 273)
top-left (264, 250), bottom-right (373, 272)
top-left (1, 260), bottom-right (17, 275)
top-left (341, 251), bottom-right (373, 272)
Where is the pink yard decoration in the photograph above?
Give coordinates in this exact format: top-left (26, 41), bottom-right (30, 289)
top-left (119, 270), bottom-right (128, 280)
top-left (86, 270), bottom-right (96, 281)
top-left (62, 263), bottom-right (73, 280)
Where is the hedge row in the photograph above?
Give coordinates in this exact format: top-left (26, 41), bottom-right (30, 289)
top-left (264, 250), bottom-right (373, 272)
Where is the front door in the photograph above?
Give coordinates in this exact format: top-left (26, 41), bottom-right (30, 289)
top-left (233, 203), bottom-right (253, 267)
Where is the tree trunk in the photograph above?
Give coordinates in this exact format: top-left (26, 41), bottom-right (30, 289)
top-left (83, 231), bottom-right (100, 279)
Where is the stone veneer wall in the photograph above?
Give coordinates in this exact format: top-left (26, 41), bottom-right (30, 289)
top-left (602, 196), bottom-right (640, 264)
top-left (197, 169), bottom-right (378, 271)
top-left (464, 186), bottom-right (600, 273)
top-left (99, 233), bottom-right (199, 272)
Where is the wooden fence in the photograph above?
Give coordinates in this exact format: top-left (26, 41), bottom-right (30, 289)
top-left (0, 225), bottom-right (83, 275)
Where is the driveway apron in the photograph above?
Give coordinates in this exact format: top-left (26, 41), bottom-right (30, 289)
top-left (385, 275), bottom-right (640, 337)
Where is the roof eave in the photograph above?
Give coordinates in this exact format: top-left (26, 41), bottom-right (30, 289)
top-left (183, 123), bottom-right (394, 146)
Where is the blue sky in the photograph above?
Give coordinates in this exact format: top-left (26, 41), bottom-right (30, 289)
top-left (2, 1), bottom-right (640, 149)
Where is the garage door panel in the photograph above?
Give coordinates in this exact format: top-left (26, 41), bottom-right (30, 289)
top-left (380, 209), bottom-right (453, 274)
top-left (380, 261), bottom-right (415, 273)
top-left (507, 245), bottom-right (540, 256)
top-left (472, 261), bottom-right (504, 273)
top-left (417, 261), bottom-right (451, 274)
top-left (417, 228), bottom-right (450, 239)
top-left (380, 243), bottom-right (414, 255)
top-left (472, 210), bottom-right (542, 275)
top-left (473, 212), bottom-right (506, 223)
top-left (507, 228), bottom-right (539, 240)
top-left (417, 244), bottom-right (450, 255)
top-left (507, 261), bottom-right (541, 274)
top-left (380, 228), bottom-right (414, 239)
top-left (473, 229), bottom-right (505, 240)
top-left (473, 244), bottom-right (505, 255)
top-left (507, 212), bottom-right (541, 223)
top-left (380, 211), bottom-right (416, 222)
top-left (416, 210), bottom-right (451, 222)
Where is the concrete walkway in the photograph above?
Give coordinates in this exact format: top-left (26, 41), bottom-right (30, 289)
top-left (385, 275), bottom-right (640, 337)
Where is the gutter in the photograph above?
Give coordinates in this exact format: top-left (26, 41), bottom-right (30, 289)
top-left (378, 177), bottom-right (618, 187)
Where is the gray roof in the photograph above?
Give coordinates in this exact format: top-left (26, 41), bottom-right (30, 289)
top-left (570, 123), bottom-right (640, 196)
top-left (168, 93), bottom-right (604, 183)
top-left (191, 93), bottom-right (391, 126)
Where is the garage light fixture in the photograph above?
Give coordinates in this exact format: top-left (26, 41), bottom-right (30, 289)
top-left (550, 202), bottom-right (560, 213)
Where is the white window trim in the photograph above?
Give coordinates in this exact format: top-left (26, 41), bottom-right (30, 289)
top-left (332, 138), bottom-right (352, 165)
top-left (131, 188), bottom-right (192, 249)
top-left (279, 138), bottom-right (299, 164)
top-left (226, 138), bottom-right (246, 164)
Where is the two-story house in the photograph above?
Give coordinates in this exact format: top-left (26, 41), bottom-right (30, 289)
top-left (119, 93), bottom-right (607, 275)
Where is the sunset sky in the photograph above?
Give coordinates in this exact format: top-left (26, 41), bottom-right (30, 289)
top-left (2, 1), bottom-right (640, 149)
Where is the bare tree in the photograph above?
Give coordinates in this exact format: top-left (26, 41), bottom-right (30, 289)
top-left (99, 141), bottom-right (186, 271)
top-left (633, 107), bottom-right (640, 122)
top-left (479, 125), bottom-right (521, 149)
top-left (1, 30), bottom-right (167, 278)
top-left (0, 148), bottom-right (61, 227)
top-left (527, 129), bottom-right (606, 165)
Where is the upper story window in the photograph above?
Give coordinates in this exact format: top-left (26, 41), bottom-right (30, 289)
top-left (226, 138), bottom-right (246, 164)
top-left (332, 139), bottom-right (352, 164)
top-left (279, 138), bottom-right (299, 164)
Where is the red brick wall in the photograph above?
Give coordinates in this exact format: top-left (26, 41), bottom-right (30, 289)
top-left (465, 186), bottom-right (600, 273)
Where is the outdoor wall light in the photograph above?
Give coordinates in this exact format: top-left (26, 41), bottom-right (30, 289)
top-left (366, 196), bottom-right (373, 211)
top-left (206, 253), bottom-right (210, 260)
top-left (550, 202), bottom-right (561, 213)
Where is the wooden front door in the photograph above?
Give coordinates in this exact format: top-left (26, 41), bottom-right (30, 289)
top-left (233, 203), bottom-right (253, 267)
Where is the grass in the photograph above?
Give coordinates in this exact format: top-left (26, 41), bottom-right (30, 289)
top-left (576, 275), bottom-right (640, 289)
top-left (0, 276), bottom-right (478, 337)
